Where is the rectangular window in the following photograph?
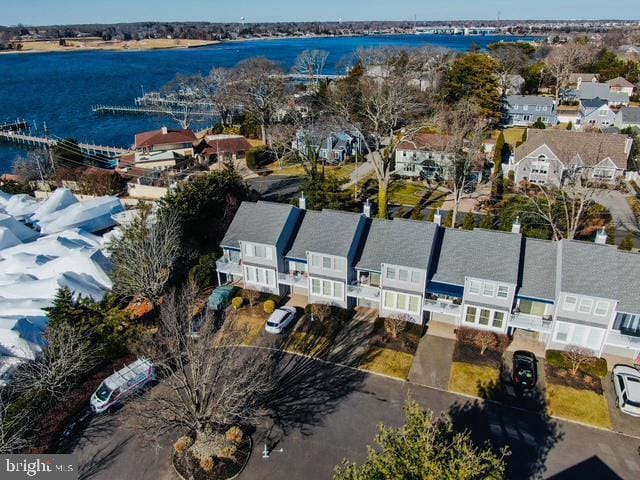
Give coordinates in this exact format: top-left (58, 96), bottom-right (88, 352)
top-left (244, 265), bottom-right (275, 287)
top-left (398, 269), bottom-right (409, 282)
top-left (465, 306), bottom-right (477, 323)
top-left (334, 258), bottom-right (345, 271)
top-left (469, 280), bottom-right (481, 295)
top-left (396, 294), bottom-right (408, 311)
top-left (492, 311), bottom-right (505, 329)
top-left (244, 243), bottom-right (253, 256)
top-left (384, 291), bottom-right (394, 308)
top-left (322, 257), bottom-right (332, 269)
top-left (555, 322), bottom-right (571, 343)
top-left (563, 295), bottom-right (578, 312)
top-left (311, 255), bottom-right (320, 267)
top-left (386, 267), bottom-right (396, 280)
top-left (497, 286), bottom-right (509, 299)
top-left (334, 282), bottom-right (343, 300)
top-left (254, 245), bottom-right (266, 258)
top-left (479, 309), bottom-right (491, 325)
top-left (311, 277), bottom-right (343, 300)
top-left (578, 298), bottom-right (593, 314)
top-left (384, 291), bottom-right (420, 314)
top-left (483, 283), bottom-right (495, 297)
top-left (410, 271), bottom-right (421, 284)
top-left (311, 278), bottom-right (321, 295)
top-left (322, 279), bottom-right (332, 296)
top-left (594, 301), bottom-right (609, 317)
top-left (409, 296), bottom-right (419, 313)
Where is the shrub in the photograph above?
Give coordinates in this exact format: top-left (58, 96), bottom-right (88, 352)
top-left (384, 315), bottom-right (407, 339)
top-left (546, 349), bottom-right (607, 377)
top-left (188, 253), bottom-right (217, 289)
top-left (219, 445), bottom-right (237, 458)
top-left (243, 289), bottom-right (261, 308)
top-left (199, 455), bottom-right (215, 472)
top-left (619, 233), bottom-right (635, 251)
top-left (310, 303), bottom-right (332, 323)
top-left (226, 426), bottom-right (244, 444)
top-left (231, 297), bottom-right (244, 309)
top-left (263, 299), bottom-right (276, 314)
top-left (456, 327), bottom-right (508, 353)
top-left (174, 436), bottom-right (193, 456)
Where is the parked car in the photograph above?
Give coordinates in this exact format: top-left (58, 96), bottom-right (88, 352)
top-left (91, 358), bottom-right (156, 414)
top-left (265, 306), bottom-right (297, 334)
top-left (512, 350), bottom-right (537, 389)
top-left (612, 365), bottom-right (640, 417)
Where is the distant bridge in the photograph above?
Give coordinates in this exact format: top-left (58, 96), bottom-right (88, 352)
top-left (414, 26), bottom-right (498, 35)
top-left (0, 131), bottom-right (129, 158)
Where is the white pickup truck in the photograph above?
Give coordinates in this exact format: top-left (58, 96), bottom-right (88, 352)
top-left (90, 358), bottom-right (156, 414)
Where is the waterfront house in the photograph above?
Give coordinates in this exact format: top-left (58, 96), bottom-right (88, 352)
top-left (217, 201), bottom-right (303, 295)
top-left (394, 133), bottom-right (456, 179)
top-left (197, 134), bottom-right (253, 165)
top-left (578, 82), bottom-right (630, 107)
top-left (133, 127), bottom-right (197, 170)
top-left (503, 95), bottom-right (557, 128)
top-left (294, 129), bottom-right (363, 164)
top-left (579, 98), bottom-right (616, 130)
top-left (607, 76), bottom-right (636, 96)
top-left (614, 107), bottom-right (640, 130)
top-left (507, 129), bottom-right (632, 186)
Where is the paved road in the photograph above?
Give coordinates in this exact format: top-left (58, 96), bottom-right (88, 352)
top-left (70, 353), bottom-right (640, 480)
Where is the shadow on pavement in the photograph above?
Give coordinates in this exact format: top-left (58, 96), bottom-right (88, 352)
top-left (547, 455), bottom-right (623, 480)
top-left (76, 435), bottom-right (134, 480)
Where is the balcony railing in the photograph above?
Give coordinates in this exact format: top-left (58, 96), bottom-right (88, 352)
top-left (277, 272), bottom-right (309, 288)
top-left (605, 330), bottom-right (640, 350)
top-left (216, 258), bottom-right (243, 276)
top-left (508, 312), bottom-right (553, 333)
top-left (347, 283), bottom-right (381, 301)
top-left (423, 298), bottom-right (462, 316)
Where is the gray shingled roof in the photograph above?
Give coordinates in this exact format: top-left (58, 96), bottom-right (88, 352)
top-left (431, 228), bottom-right (522, 286)
top-left (518, 238), bottom-right (557, 301)
top-left (579, 82), bottom-right (630, 104)
top-left (581, 97), bottom-right (608, 111)
top-left (560, 240), bottom-right (640, 313)
top-left (505, 95), bottom-right (555, 108)
top-left (620, 107), bottom-right (640, 124)
top-left (285, 209), bottom-right (363, 259)
top-left (221, 201), bottom-right (296, 248)
top-left (356, 219), bottom-right (438, 271)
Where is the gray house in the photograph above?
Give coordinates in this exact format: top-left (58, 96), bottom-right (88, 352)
top-left (504, 95), bottom-right (557, 127)
top-left (614, 107), bottom-right (640, 130)
top-left (578, 82), bottom-right (630, 107)
top-left (580, 98), bottom-right (617, 130)
top-left (284, 208), bottom-right (368, 309)
top-left (217, 201), bottom-right (303, 295)
top-left (294, 129), bottom-right (363, 164)
top-left (394, 133), bottom-right (456, 179)
top-left (353, 218), bottom-right (438, 323)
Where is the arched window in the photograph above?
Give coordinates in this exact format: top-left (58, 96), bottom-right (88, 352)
top-left (537, 154), bottom-right (547, 162)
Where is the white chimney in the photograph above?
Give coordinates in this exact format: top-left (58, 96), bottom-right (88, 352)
top-left (363, 199), bottom-right (372, 218)
top-left (512, 216), bottom-right (521, 234)
top-left (595, 227), bottom-right (608, 245)
top-left (433, 209), bottom-right (442, 226)
top-left (161, 126), bottom-right (168, 135)
top-left (299, 192), bottom-right (307, 210)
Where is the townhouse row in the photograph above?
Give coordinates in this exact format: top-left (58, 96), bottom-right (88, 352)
top-left (216, 199), bottom-right (640, 362)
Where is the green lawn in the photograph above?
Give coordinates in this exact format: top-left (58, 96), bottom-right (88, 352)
top-left (360, 347), bottom-right (414, 379)
top-left (448, 362), bottom-right (501, 397)
top-left (547, 384), bottom-right (612, 429)
top-left (385, 181), bottom-right (430, 207)
top-left (262, 161), bottom-right (357, 179)
top-left (495, 127), bottom-right (526, 149)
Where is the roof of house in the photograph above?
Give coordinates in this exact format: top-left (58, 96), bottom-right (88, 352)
top-left (286, 209), bottom-right (363, 259)
top-left (578, 82), bottom-right (630, 104)
top-left (134, 129), bottom-right (197, 149)
top-left (355, 219), bottom-right (438, 272)
top-left (569, 73), bottom-right (599, 83)
top-left (505, 95), bottom-right (555, 108)
top-left (221, 201), bottom-right (297, 248)
top-left (430, 228), bottom-right (522, 286)
top-left (397, 133), bottom-right (454, 152)
top-left (607, 76), bottom-right (635, 88)
top-left (581, 97), bottom-right (609, 111)
top-left (560, 240), bottom-right (640, 313)
top-left (514, 129), bottom-right (630, 169)
top-left (518, 238), bottom-right (557, 301)
top-left (619, 107), bottom-right (640, 124)
top-left (202, 135), bottom-right (253, 155)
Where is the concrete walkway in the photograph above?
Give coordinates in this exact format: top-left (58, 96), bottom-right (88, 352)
top-left (408, 334), bottom-right (456, 390)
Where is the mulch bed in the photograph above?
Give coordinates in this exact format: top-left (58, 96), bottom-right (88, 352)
top-left (452, 341), bottom-right (503, 369)
top-left (173, 436), bottom-right (251, 480)
top-left (370, 318), bottom-right (422, 355)
top-left (545, 365), bottom-right (603, 394)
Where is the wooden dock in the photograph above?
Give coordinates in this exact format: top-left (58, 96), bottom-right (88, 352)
top-left (92, 104), bottom-right (219, 118)
top-left (0, 131), bottom-right (129, 158)
top-left (0, 119), bottom-right (29, 132)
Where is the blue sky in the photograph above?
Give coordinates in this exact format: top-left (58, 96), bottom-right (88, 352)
top-left (2, 0), bottom-right (639, 26)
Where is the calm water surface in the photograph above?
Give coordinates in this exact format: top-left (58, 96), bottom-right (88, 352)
top-left (0, 34), bottom-right (535, 172)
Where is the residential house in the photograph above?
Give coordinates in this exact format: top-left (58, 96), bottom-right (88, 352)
top-left (508, 129), bottom-right (632, 186)
top-left (614, 107), bottom-right (640, 130)
top-left (619, 45), bottom-right (640, 57)
top-left (132, 127), bottom-right (197, 170)
top-left (394, 133), bottom-right (456, 179)
top-left (568, 73), bottom-right (599, 89)
top-left (578, 82), bottom-right (630, 107)
top-left (294, 129), bottom-right (363, 164)
top-left (217, 201), bottom-right (303, 295)
top-left (607, 77), bottom-right (636, 96)
top-left (579, 98), bottom-right (616, 130)
top-left (556, 105), bottom-right (582, 128)
top-left (197, 134), bottom-right (253, 165)
top-left (504, 74), bottom-right (525, 95)
top-left (353, 219), bottom-right (438, 323)
top-left (504, 95), bottom-right (557, 127)
top-left (283, 208), bottom-right (368, 309)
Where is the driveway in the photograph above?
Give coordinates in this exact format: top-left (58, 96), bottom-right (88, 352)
top-left (593, 190), bottom-right (638, 234)
top-left (603, 372), bottom-right (640, 438)
top-left (70, 351), bottom-right (640, 480)
top-left (408, 333), bottom-right (455, 389)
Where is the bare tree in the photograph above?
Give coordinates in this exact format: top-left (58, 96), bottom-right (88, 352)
top-left (562, 345), bottom-right (596, 376)
top-left (545, 43), bottom-right (590, 104)
top-left (13, 323), bottom-right (96, 400)
top-left (203, 67), bottom-right (239, 128)
top-left (136, 283), bottom-right (274, 440)
top-left (0, 394), bottom-right (30, 454)
top-left (475, 330), bottom-right (499, 356)
top-left (242, 289), bottom-right (260, 308)
top-left (329, 48), bottom-right (427, 218)
top-left (310, 303), bottom-right (332, 323)
top-left (490, 45), bottom-right (529, 95)
top-left (266, 123), bottom-right (297, 169)
top-left (12, 150), bottom-right (54, 183)
top-left (384, 315), bottom-right (408, 339)
top-left (293, 49), bottom-right (329, 86)
top-left (109, 207), bottom-right (182, 305)
top-left (161, 74), bottom-right (207, 130)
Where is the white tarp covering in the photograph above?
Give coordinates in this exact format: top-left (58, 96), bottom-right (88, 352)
top-left (3, 194), bottom-right (39, 220)
top-left (0, 213), bottom-right (39, 242)
top-left (30, 188), bottom-right (78, 223)
top-left (37, 197), bottom-right (124, 234)
top-left (0, 226), bottom-right (21, 250)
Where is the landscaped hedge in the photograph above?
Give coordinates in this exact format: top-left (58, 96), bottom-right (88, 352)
top-left (546, 349), bottom-right (608, 377)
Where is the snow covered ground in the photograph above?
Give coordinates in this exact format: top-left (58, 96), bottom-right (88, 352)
top-left (0, 189), bottom-right (125, 384)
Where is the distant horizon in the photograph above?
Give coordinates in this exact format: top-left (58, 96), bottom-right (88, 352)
top-left (2, 0), bottom-right (640, 27)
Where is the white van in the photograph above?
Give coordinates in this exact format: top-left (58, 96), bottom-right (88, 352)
top-left (90, 358), bottom-right (156, 414)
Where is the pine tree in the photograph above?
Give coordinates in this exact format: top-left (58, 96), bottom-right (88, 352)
top-left (606, 223), bottom-right (616, 245)
top-left (462, 213), bottom-right (476, 230)
top-left (479, 213), bottom-right (493, 229)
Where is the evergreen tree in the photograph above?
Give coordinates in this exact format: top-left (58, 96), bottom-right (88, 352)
top-left (606, 223), bottom-right (616, 245)
top-left (619, 233), bottom-right (636, 251)
top-left (531, 118), bottom-right (546, 129)
top-left (479, 213), bottom-right (493, 230)
top-left (462, 213), bottom-right (476, 230)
